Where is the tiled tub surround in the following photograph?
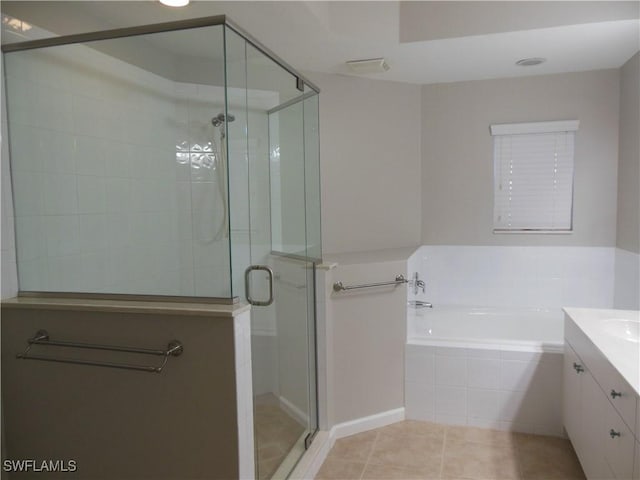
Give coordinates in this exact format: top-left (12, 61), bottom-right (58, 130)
top-left (614, 248), bottom-right (640, 310)
top-left (4, 33), bottom-right (243, 297)
top-left (405, 339), bottom-right (564, 435)
top-left (404, 245), bottom-right (617, 436)
top-left (408, 245), bottom-right (616, 310)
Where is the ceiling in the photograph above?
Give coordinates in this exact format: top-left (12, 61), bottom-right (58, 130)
top-left (2, 1), bottom-right (639, 85)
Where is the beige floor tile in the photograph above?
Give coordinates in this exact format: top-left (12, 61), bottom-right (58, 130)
top-left (258, 457), bottom-right (281, 480)
top-left (515, 433), bottom-right (585, 480)
top-left (446, 425), bottom-right (516, 448)
top-left (442, 439), bottom-right (520, 480)
top-left (315, 457), bottom-right (366, 480)
top-left (254, 397), bottom-right (305, 480)
top-left (258, 443), bottom-right (287, 462)
top-left (331, 430), bottom-right (379, 463)
top-left (361, 462), bottom-right (439, 480)
top-left (378, 420), bottom-right (446, 441)
top-left (369, 428), bottom-right (443, 475)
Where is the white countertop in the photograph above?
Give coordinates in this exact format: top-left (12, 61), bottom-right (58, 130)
top-left (564, 307), bottom-right (640, 396)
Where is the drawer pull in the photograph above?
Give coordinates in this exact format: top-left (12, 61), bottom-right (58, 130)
top-left (609, 429), bottom-right (621, 439)
top-left (610, 389), bottom-right (622, 399)
top-left (573, 362), bottom-right (584, 373)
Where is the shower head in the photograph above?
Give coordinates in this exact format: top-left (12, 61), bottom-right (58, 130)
top-left (211, 113), bottom-right (235, 127)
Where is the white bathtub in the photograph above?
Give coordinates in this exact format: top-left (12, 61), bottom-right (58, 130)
top-left (405, 305), bottom-right (565, 436)
top-left (407, 305), bottom-right (564, 351)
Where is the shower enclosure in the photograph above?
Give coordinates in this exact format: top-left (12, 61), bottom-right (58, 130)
top-left (2, 16), bottom-right (321, 479)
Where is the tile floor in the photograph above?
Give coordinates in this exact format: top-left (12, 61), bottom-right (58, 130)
top-left (255, 394), bottom-right (305, 479)
top-left (315, 421), bottom-right (585, 480)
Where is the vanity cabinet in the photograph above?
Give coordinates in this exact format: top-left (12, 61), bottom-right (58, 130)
top-left (563, 311), bottom-right (638, 480)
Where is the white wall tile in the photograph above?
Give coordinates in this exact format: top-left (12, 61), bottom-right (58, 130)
top-left (44, 215), bottom-right (80, 258)
top-left (14, 216), bottom-right (44, 262)
top-left (78, 214), bottom-right (107, 253)
top-left (468, 388), bottom-right (502, 419)
top-left (12, 171), bottom-right (44, 216)
top-left (500, 360), bottom-right (537, 392)
top-left (436, 355), bottom-right (467, 386)
top-left (614, 249), bottom-right (640, 309)
top-left (468, 358), bottom-right (500, 389)
top-left (74, 136), bottom-right (106, 176)
top-left (435, 386), bottom-right (467, 417)
top-left (405, 349), bottom-right (435, 385)
top-left (498, 390), bottom-right (527, 422)
top-left (405, 382), bottom-right (435, 421)
top-left (77, 176), bottom-right (106, 214)
top-left (43, 173), bottom-right (78, 215)
top-left (418, 245), bottom-right (616, 309)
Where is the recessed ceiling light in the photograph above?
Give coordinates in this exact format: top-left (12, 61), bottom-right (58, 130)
top-left (159, 0), bottom-right (189, 7)
top-left (346, 58), bottom-right (390, 74)
top-left (516, 57), bottom-right (546, 67)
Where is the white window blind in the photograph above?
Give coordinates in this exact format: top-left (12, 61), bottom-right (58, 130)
top-left (491, 120), bottom-right (578, 232)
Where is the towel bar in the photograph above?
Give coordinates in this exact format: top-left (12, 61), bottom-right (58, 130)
top-left (16, 330), bottom-right (183, 373)
top-left (333, 274), bottom-right (408, 292)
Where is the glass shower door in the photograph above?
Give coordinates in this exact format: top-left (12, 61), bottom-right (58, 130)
top-left (225, 29), bottom-right (321, 479)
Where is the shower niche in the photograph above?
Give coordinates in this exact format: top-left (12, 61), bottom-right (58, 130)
top-left (3, 16), bottom-right (321, 479)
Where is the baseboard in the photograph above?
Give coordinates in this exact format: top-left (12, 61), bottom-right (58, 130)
top-left (291, 407), bottom-right (405, 479)
top-left (330, 407), bottom-right (405, 443)
top-left (279, 396), bottom-right (310, 427)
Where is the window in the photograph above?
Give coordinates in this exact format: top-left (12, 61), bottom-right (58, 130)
top-left (491, 120), bottom-right (579, 232)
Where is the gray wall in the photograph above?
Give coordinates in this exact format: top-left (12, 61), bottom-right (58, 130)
top-left (307, 72), bottom-right (422, 255)
top-left (616, 52), bottom-right (640, 254)
top-left (421, 69), bottom-right (621, 246)
top-left (322, 256), bottom-right (408, 425)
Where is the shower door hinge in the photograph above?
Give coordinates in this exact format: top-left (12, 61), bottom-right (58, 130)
top-left (296, 76), bottom-right (304, 92)
top-left (304, 431), bottom-right (317, 450)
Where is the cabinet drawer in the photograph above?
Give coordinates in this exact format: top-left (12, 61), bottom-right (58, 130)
top-left (598, 358), bottom-right (638, 437)
top-left (566, 318), bottom-right (637, 434)
top-left (605, 404), bottom-right (635, 480)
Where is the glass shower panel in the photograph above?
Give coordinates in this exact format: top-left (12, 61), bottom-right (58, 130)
top-left (303, 92), bottom-right (322, 262)
top-left (269, 102), bottom-right (305, 257)
top-left (4, 25), bottom-right (232, 298)
top-left (244, 41), bottom-right (318, 479)
top-left (224, 27), bottom-right (250, 299)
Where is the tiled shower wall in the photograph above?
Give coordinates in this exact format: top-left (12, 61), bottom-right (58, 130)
top-left (4, 41), bottom-right (233, 297)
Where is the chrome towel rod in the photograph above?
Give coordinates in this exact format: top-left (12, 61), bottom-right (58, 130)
top-left (333, 274), bottom-right (408, 292)
top-left (16, 330), bottom-right (183, 373)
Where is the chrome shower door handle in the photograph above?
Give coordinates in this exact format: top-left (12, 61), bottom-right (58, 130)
top-left (244, 265), bottom-right (274, 306)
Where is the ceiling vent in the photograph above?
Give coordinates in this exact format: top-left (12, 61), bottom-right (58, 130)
top-left (346, 58), bottom-right (390, 74)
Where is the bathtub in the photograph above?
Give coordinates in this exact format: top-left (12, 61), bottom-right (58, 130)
top-left (408, 305), bottom-right (564, 351)
top-left (405, 305), bottom-right (565, 436)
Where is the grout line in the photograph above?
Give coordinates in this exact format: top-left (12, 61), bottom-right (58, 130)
top-left (439, 425), bottom-right (448, 480)
top-left (359, 429), bottom-right (380, 480)
top-left (512, 431), bottom-right (524, 480)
